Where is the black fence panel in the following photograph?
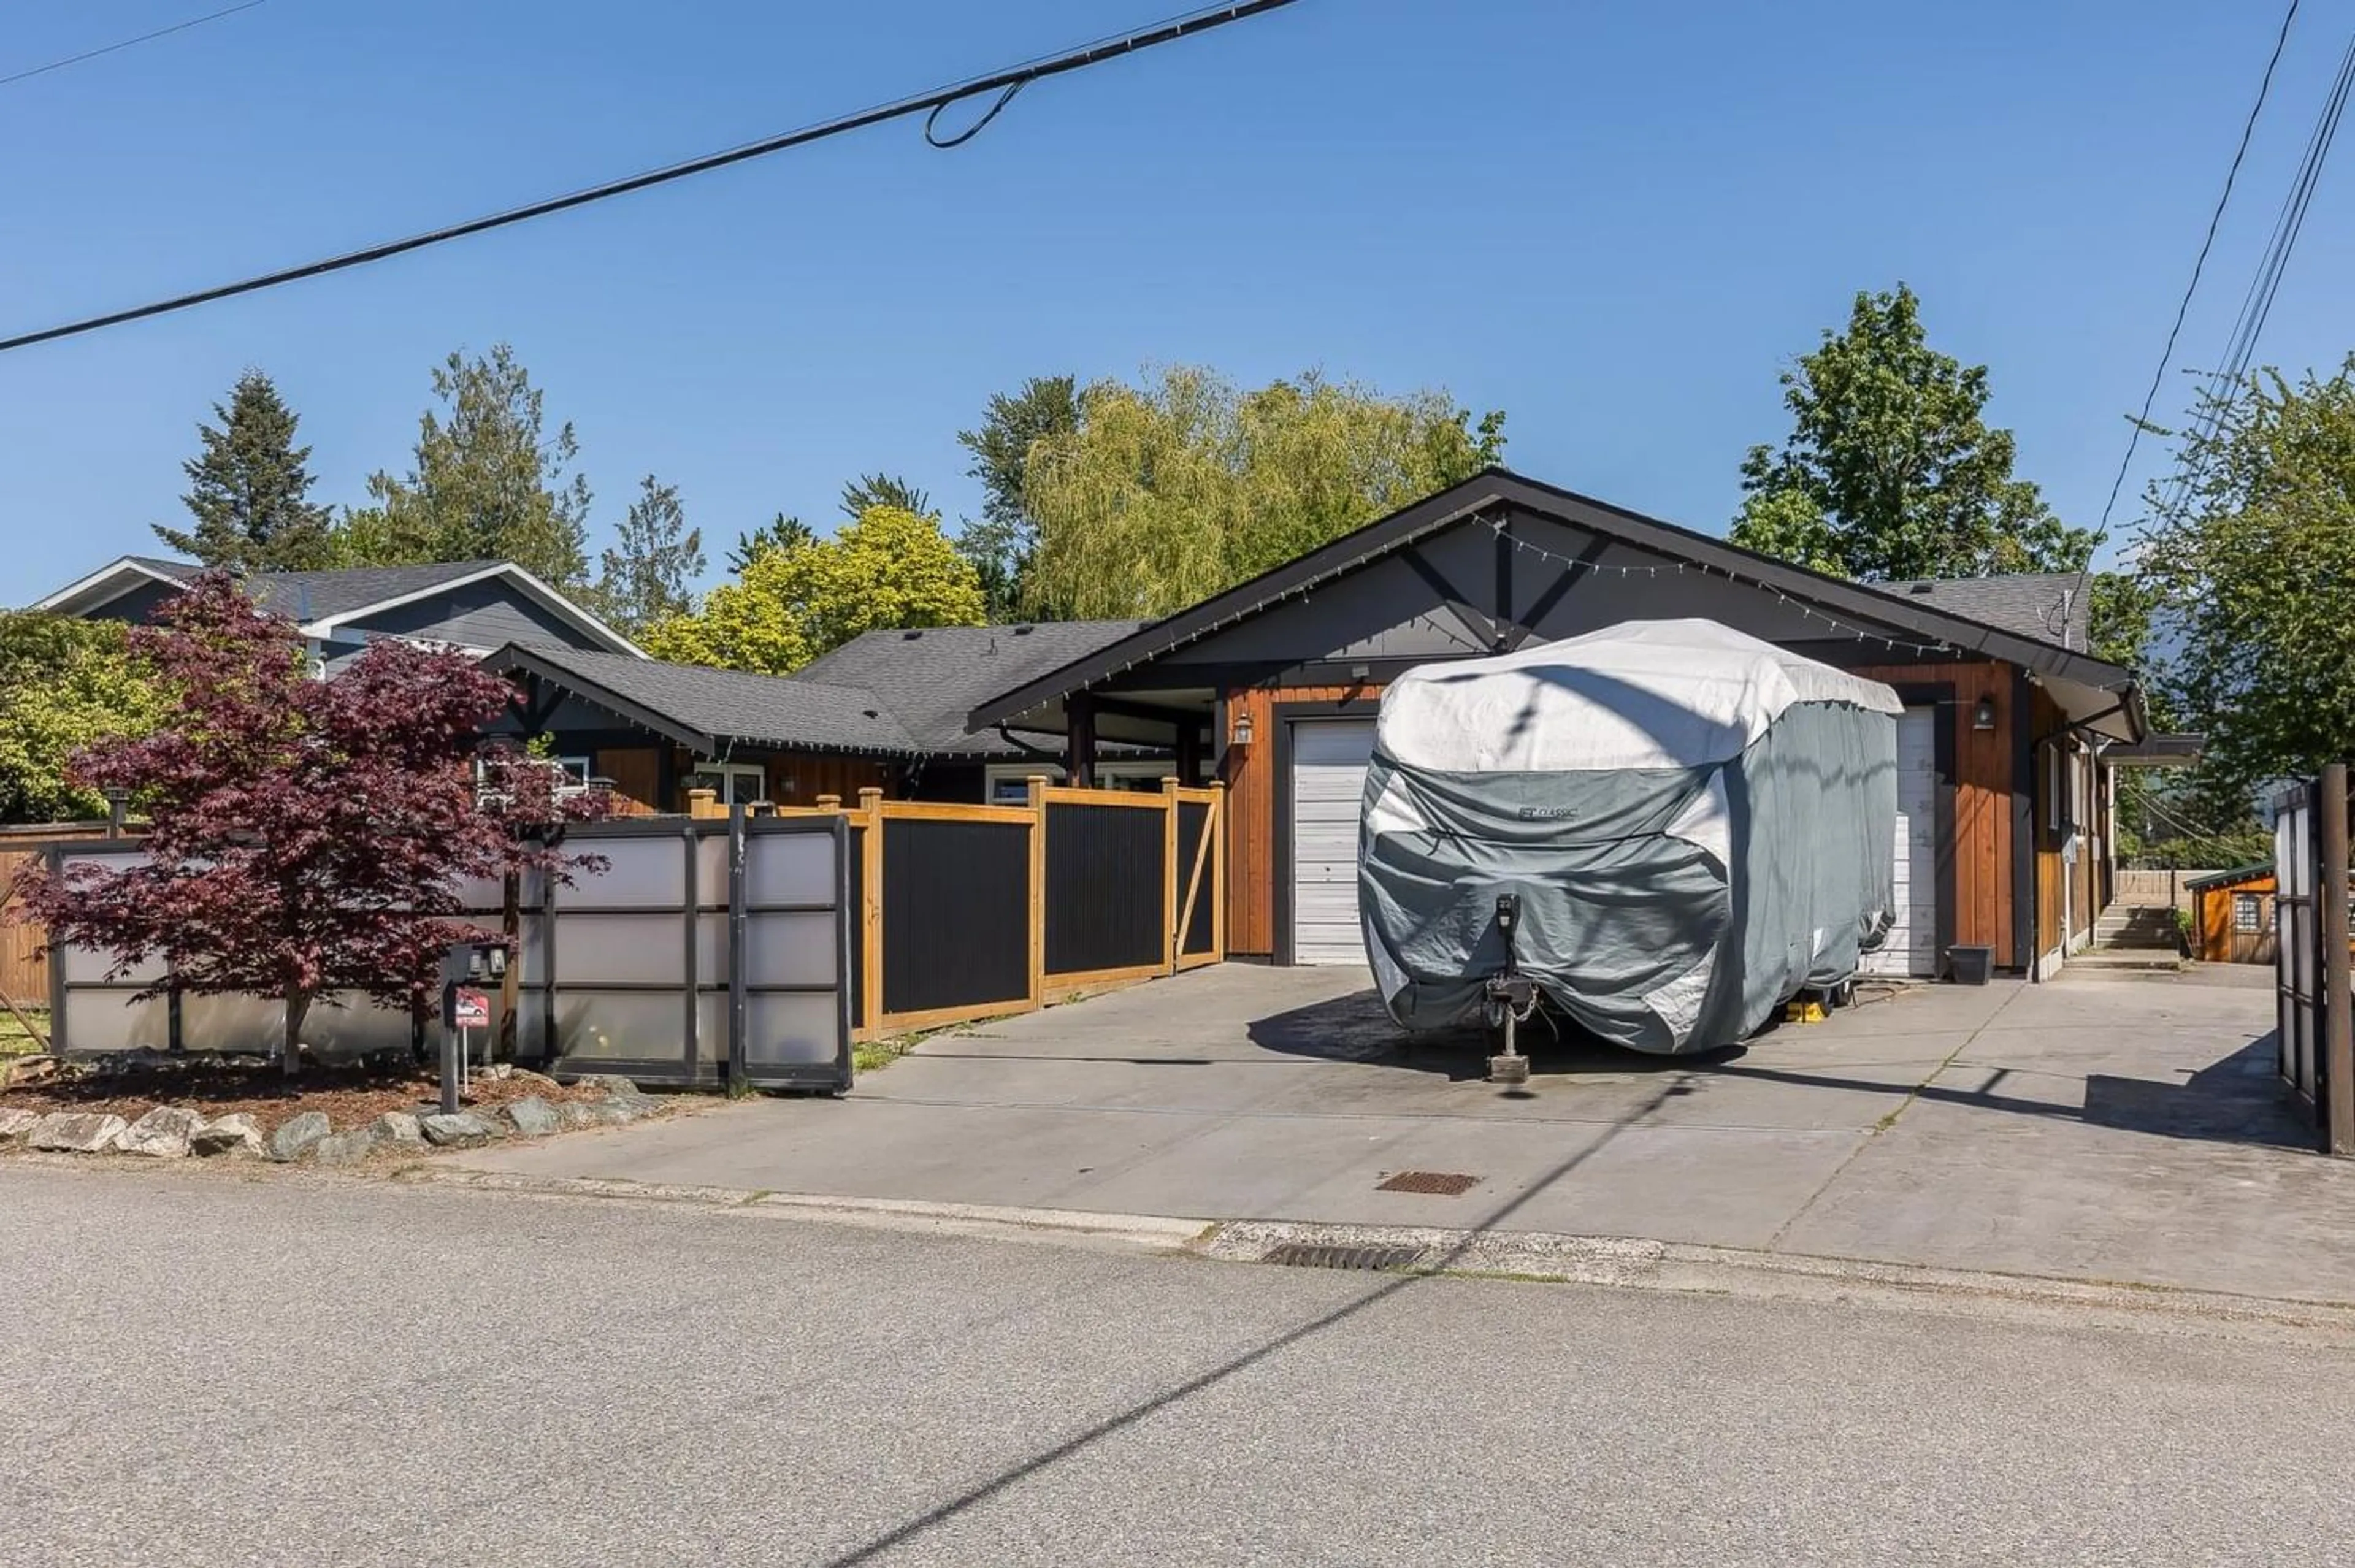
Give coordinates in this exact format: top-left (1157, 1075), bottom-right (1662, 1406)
top-left (1175, 799), bottom-right (1215, 957)
top-left (881, 818), bottom-right (1030, 1014)
top-left (1044, 803), bottom-right (1165, 974)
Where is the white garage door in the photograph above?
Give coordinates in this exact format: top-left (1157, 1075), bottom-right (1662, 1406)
top-left (1290, 718), bottom-right (1377, 967)
top-left (1859, 708), bottom-right (1939, 977)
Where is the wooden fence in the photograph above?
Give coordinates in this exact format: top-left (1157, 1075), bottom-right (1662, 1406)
top-left (697, 778), bottom-right (1227, 1039)
top-left (1, 822), bottom-right (118, 1009)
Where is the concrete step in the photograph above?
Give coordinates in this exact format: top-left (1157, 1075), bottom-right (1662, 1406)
top-left (2069, 949), bottom-right (2185, 973)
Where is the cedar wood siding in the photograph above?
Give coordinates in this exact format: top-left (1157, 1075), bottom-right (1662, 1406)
top-left (2195, 871), bottom-right (2278, 964)
top-left (584, 746), bottom-right (939, 813)
top-left (1222, 659), bottom-right (2032, 966)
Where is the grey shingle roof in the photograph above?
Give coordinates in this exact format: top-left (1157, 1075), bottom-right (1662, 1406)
top-left (500, 646), bottom-right (919, 755)
top-left (494, 620), bottom-right (1147, 760)
top-left (796, 621), bottom-right (1146, 753)
top-left (1883, 573), bottom-right (2089, 651)
top-left (120, 556), bottom-right (511, 619)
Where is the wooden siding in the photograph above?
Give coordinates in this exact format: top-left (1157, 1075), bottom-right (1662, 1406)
top-left (1844, 660), bottom-right (2015, 958)
top-left (767, 754), bottom-right (895, 809)
top-left (594, 748), bottom-right (664, 814)
top-left (1222, 683), bottom-right (1382, 958)
top-left (2196, 871), bottom-right (2278, 965)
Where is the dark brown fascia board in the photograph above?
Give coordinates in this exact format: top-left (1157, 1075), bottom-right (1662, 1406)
top-left (964, 467), bottom-right (2140, 729)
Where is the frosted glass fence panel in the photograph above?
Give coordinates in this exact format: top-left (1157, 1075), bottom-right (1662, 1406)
top-left (744, 911), bottom-right (838, 988)
top-left (746, 832), bottom-right (834, 906)
top-left (57, 942), bottom-right (169, 987)
top-left (743, 993), bottom-right (843, 1066)
top-left (553, 991), bottom-right (691, 1062)
top-left (564, 835), bottom-right (687, 909)
top-left (59, 993), bottom-right (170, 1052)
top-left (552, 912), bottom-right (685, 987)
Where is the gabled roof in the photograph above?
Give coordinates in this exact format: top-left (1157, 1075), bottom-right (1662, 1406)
top-left (965, 468), bottom-right (2145, 740)
top-left (795, 619), bottom-right (1145, 752)
top-left (1882, 573), bottom-right (2090, 650)
top-left (489, 644), bottom-right (919, 757)
top-left (33, 556), bottom-right (642, 657)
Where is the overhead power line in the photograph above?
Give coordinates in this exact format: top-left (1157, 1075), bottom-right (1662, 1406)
top-left (2157, 27), bottom-right (2355, 521)
top-left (2087, 0), bottom-right (2300, 551)
top-left (0, 0), bottom-right (1302, 356)
top-left (0, 1), bottom-right (268, 91)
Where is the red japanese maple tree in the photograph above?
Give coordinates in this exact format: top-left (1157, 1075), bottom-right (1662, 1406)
top-left (21, 572), bottom-right (602, 1077)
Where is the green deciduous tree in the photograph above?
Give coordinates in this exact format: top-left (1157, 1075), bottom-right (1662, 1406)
top-left (590, 476), bottom-right (704, 636)
top-left (839, 473), bottom-right (930, 521)
top-left (957, 375), bottom-right (1078, 620)
top-left (0, 614), bottom-right (160, 824)
top-left (727, 513), bottom-right (813, 575)
top-left (642, 506), bottom-right (986, 675)
top-left (335, 345), bottom-right (593, 586)
top-left (151, 370), bottom-right (335, 572)
top-left (1022, 366), bottom-right (1506, 619)
top-left (1731, 285), bottom-right (2091, 579)
top-left (2135, 358), bottom-right (2355, 801)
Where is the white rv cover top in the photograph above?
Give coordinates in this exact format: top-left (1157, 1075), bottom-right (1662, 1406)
top-left (1377, 619), bottom-right (1906, 774)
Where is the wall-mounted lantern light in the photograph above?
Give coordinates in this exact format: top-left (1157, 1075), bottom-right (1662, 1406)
top-left (1230, 711), bottom-right (1256, 748)
top-left (1972, 695), bottom-right (1997, 731)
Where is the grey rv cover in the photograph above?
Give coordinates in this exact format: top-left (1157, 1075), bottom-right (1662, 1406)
top-left (1360, 619), bottom-right (1902, 1055)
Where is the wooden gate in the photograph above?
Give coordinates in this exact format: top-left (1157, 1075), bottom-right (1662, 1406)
top-left (2273, 763), bottom-right (2354, 1155)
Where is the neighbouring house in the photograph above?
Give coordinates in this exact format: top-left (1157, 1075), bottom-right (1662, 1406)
top-left (2188, 864), bottom-right (2280, 965)
top-left (33, 556), bottom-right (643, 678)
top-left (963, 468), bottom-right (2147, 979)
top-left (483, 620), bottom-right (1181, 812)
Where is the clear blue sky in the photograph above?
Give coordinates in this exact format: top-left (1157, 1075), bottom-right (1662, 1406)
top-left (4, 0), bottom-right (2349, 601)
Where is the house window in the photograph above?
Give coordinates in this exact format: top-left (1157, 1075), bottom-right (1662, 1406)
top-left (473, 752), bottom-right (591, 798)
top-left (686, 762), bottom-right (766, 805)
top-left (983, 760), bottom-right (1173, 804)
top-left (2234, 894), bottom-right (2263, 933)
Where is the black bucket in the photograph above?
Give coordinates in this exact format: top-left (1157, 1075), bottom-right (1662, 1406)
top-left (1947, 944), bottom-right (1994, 985)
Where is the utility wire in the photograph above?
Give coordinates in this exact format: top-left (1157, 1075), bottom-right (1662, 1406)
top-left (2086, 0), bottom-right (2300, 554)
top-left (2156, 28), bottom-right (2355, 522)
top-left (0, 1), bottom-right (268, 91)
top-left (0, 0), bottom-right (1301, 355)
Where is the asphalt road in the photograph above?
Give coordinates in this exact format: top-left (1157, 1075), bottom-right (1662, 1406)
top-left (5, 1165), bottom-right (2352, 1567)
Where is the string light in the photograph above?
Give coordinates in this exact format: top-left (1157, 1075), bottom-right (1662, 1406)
top-left (1482, 513), bottom-right (1959, 659)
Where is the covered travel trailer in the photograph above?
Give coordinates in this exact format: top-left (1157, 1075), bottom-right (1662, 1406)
top-left (1359, 619), bottom-right (1902, 1055)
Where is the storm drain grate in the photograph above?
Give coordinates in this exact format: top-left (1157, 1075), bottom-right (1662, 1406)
top-left (1258, 1242), bottom-right (1429, 1272)
top-left (1376, 1170), bottom-right (1481, 1196)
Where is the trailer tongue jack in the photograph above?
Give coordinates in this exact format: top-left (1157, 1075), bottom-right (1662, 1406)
top-left (1485, 893), bottom-right (1538, 1085)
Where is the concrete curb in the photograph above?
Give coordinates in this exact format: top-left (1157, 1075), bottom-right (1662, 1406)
top-left (400, 1169), bottom-right (2355, 1344)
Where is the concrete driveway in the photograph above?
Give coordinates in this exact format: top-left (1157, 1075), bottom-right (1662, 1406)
top-left (454, 962), bottom-right (2355, 1301)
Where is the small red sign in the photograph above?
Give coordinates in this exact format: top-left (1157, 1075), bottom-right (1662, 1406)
top-left (453, 990), bottom-right (491, 1028)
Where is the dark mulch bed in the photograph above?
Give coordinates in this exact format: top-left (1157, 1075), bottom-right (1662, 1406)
top-left (0, 1058), bottom-right (610, 1134)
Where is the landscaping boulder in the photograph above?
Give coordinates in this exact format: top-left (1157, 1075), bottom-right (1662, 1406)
top-left (505, 1096), bottom-right (561, 1136)
top-left (30, 1111), bottom-right (128, 1154)
top-left (310, 1127), bottom-right (378, 1167)
top-left (371, 1111), bottom-right (424, 1147)
top-left (555, 1101), bottom-right (599, 1130)
top-left (119, 1106), bottom-right (204, 1158)
top-left (570, 1074), bottom-right (645, 1098)
top-left (266, 1111), bottom-right (332, 1163)
top-left (0, 1107), bottom-right (41, 1144)
top-left (419, 1111), bottom-right (499, 1147)
top-left (191, 1113), bottom-right (262, 1157)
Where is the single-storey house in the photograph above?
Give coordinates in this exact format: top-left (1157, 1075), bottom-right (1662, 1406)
top-left (963, 469), bottom-right (2145, 980)
top-left (34, 554), bottom-right (642, 673)
top-left (483, 619), bottom-right (1185, 811)
top-left (2188, 864), bottom-right (2279, 965)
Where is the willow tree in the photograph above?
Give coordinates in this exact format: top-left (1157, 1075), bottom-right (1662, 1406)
top-left (1021, 367), bottom-right (1506, 619)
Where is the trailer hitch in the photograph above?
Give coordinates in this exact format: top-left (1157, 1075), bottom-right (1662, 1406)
top-left (1485, 893), bottom-right (1538, 1085)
